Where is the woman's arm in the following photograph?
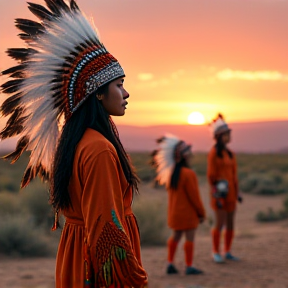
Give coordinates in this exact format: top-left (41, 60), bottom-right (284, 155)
top-left (81, 148), bottom-right (148, 287)
top-left (185, 171), bottom-right (206, 219)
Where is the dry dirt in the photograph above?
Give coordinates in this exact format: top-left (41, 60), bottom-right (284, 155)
top-left (0, 183), bottom-right (288, 288)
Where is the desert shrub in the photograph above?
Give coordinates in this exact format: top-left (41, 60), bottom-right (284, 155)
top-left (282, 173), bottom-right (288, 187)
top-left (284, 197), bottom-right (288, 211)
top-left (0, 215), bottom-right (53, 257)
top-left (237, 153), bottom-right (288, 174)
top-left (240, 172), bottom-right (288, 195)
top-left (256, 195), bottom-right (288, 222)
top-left (133, 196), bottom-right (169, 246)
top-left (0, 192), bottom-right (20, 216)
top-left (190, 153), bottom-right (207, 177)
top-left (130, 152), bottom-right (155, 182)
top-left (0, 153), bottom-right (31, 193)
top-left (20, 180), bottom-right (54, 227)
top-left (256, 207), bottom-right (288, 222)
top-left (0, 175), bottom-right (20, 193)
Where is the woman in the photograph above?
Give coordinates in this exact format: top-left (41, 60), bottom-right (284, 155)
top-left (0, 1), bottom-right (148, 287)
top-left (152, 135), bottom-right (206, 275)
top-left (207, 114), bottom-right (242, 263)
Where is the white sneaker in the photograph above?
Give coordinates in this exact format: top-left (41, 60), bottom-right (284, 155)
top-left (213, 253), bottom-right (225, 263)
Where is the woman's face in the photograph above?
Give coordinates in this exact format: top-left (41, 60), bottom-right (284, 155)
top-left (185, 151), bottom-right (193, 167)
top-left (101, 77), bottom-right (129, 116)
top-left (221, 131), bottom-right (231, 144)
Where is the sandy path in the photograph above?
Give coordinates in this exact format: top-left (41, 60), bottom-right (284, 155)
top-left (0, 184), bottom-right (287, 288)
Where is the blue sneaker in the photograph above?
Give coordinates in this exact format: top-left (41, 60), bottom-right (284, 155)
top-left (225, 252), bottom-right (240, 261)
top-left (166, 264), bottom-right (179, 274)
top-left (185, 266), bottom-right (204, 275)
top-left (213, 253), bottom-right (225, 263)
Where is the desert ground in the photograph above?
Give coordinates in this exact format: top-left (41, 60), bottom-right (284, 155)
top-left (0, 182), bottom-right (287, 288)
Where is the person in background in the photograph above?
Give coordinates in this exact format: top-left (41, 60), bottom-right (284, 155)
top-left (207, 114), bottom-right (243, 263)
top-left (152, 134), bottom-right (206, 275)
top-left (0, 1), bottom-right (148, 287)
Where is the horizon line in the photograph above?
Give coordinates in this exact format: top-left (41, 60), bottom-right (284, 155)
top-left (116, 118), bottom-right (288, 127)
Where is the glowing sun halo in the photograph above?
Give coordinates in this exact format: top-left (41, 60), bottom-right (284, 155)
top-left (188, 111), bottom-right (205, 125)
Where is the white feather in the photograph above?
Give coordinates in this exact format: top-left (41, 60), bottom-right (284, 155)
top-left (154, 134), bottom-right (180, 186)
top-left (12, 8), bottom-right (102, 180)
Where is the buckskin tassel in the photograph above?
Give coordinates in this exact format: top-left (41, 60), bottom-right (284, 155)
top-left (51, 210), bottom-right (60, 231)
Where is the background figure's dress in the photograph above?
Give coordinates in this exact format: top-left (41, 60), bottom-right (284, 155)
top-left (207, 146), bottom-right (238, 212)
top-left (167, 167), bottom-right (206, 230)
top-left (56, 129), bottom-right (148, 288)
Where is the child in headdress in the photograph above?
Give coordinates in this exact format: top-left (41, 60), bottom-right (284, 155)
top-left (152, 134), bottom-right (206, 275)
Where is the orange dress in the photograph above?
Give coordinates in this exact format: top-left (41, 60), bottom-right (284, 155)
top-left (167, 167), bottom-right (206, 230)
top-left (207, 146), bottom-right (238, 212)
top-left (55, 128), bottom-right (148, 288)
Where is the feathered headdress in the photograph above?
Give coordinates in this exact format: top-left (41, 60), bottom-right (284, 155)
top-left (152, 134), bottom-right (191, 186)
top-left (0, 0), bottom-right (125, 188)
top-left (210, 113), bottom-right (231, 136)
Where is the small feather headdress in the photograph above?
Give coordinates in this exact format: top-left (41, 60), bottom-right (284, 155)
top-left (0, 0), bottom-right (125, 188)
top-left (210, 113), bottom-right (231, 136)
top-left (152, 134), bottom-right (192, 186)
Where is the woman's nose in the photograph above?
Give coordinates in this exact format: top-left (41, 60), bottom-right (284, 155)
top-left (123, 89), bottom-right (129, 99)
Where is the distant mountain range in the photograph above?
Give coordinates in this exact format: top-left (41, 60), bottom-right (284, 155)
top-left (0, 120), bottom-right (287, 154)
top-left (116, 120), bottom-right (288, 153)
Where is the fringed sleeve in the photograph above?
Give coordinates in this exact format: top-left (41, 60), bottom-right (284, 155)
top-left (80, 148), bottom-right (148, 288)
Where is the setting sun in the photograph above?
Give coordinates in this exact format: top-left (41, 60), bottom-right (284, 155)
top-left (188, 111), bottom-right (205, 125)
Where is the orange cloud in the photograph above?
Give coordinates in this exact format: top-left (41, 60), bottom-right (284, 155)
top-left (216, 69), bottom-right (288, 81)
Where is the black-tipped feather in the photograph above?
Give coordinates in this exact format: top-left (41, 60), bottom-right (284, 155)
top-left (21, 163), bottom-right (47, 188)
top-left (44, 0), bottom-right (63, 17)
top-left (18, 33), bottom-right (33, 42)
top-left (50, 78), bottom-right (62, 84)
top-left (1, 79), bottom-right (24, 94)
top-left (70, 0), bottom-right (79, 12)
top-left (27, 2), bottom-right (54, 20)
top-left (21, 166), bottom-right (33, 188)
top-left (75, 45), bottom-right (83, 53)
top-left (15, 19), bottom-right (45, 36)
top-left (0, 114), bottom-right (27, 139)
top-left (54, 0), bottom-right (70, 13)
top-left (9, 71), bottom-right (25, 79)
top-left (1, 64), bottom-right (26, 76)
top-left (0, 107), bottom-right (24, 131)
top-left (0, 122), bottom-right (24, 139)
top-left (0, 92), bottom-right (23, 116)
top-left (6, 48), bottom-right (38, 61)
top-left (3, 136), bottom-right (29, 163)
top-left (50, 84), bottom-right (62, 91)
top-left (64, 56), bottom-right (75, 64)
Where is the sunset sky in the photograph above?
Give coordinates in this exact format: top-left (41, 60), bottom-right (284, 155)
top-left (0, 0), bottom-right (287, 126)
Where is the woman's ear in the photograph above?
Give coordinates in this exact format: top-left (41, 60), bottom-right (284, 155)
top-left (96, 94), bottom-right (103, 101)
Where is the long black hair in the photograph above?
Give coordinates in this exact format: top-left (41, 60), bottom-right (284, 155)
top-left (170, 158), bottom-right (189, 190)
top-left (50, 85), bottom-right (139, 211)
top-left (215, 133), bottom-right (233, 159)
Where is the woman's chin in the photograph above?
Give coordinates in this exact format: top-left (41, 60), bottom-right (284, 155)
top-left (111, 111), bottom-right (126, 117)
